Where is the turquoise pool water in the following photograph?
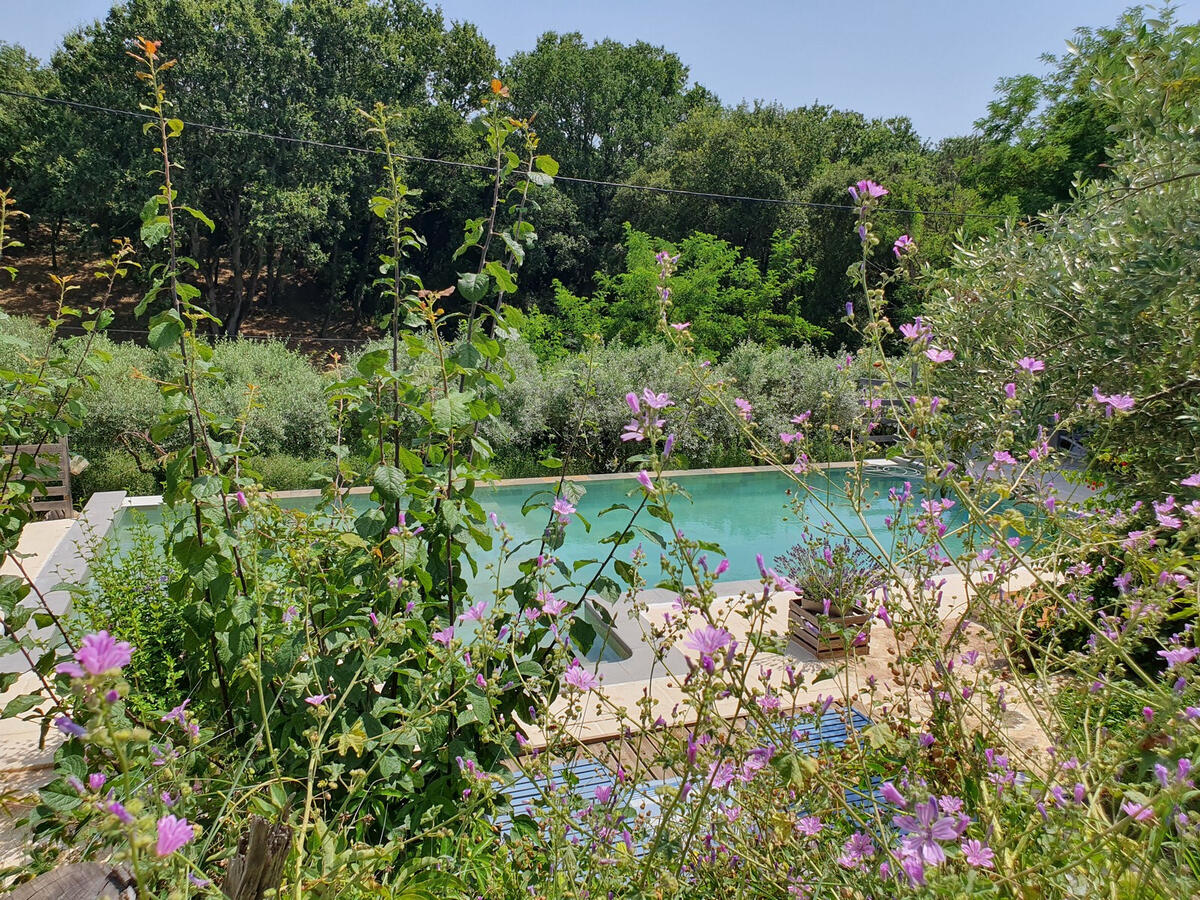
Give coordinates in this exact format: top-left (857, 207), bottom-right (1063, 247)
top-left (109, 465), bottom-right (981, 588)
top-left (105, 466), bottom-right (989, 663)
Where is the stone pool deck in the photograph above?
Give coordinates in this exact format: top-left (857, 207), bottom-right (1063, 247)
top-left (0, 518), bottom-right (76, 870)
top-left (524, 564), bottom-right (1051, 759)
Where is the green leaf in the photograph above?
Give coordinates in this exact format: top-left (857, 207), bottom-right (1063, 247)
top-left (457, 272), bottom-right (490, 303)
top-left (432, 391), bottom-right (473, 431)
top-left (396, 447), bottom-right (424, 475)
top-left (180, 205), bottom-right (214, 231)
top-left (336, 719), bottom-right (368, 757)
top-left (147, 310), bottom-right (184, 350)
top-left (483, 261), bottom-right (517, 294)
top-left (527, 171), bottom-right (553, 188)
top-left (500, 232), bottom-right (525, 265)
top-left (534, 155), bottom-right (559, 176)
top-left (372, 465), bottom-right (407, 502)
top-left (1, 692), bottom-right (41, 719)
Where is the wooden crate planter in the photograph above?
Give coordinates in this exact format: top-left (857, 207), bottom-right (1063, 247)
top-left (788, 596), bottom-right (872, 660)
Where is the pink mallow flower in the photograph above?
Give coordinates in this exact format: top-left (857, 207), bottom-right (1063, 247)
top-left (685, 625), bottom-right (733, 673)
top-left (1159, 647), bottom-right (1200, 669)
top-left (848, 180), bottom-right (888, 202)
top-left (57, 631), bottom-right (133, 679)
top-left (552, 497), bottom-right (576, 524)
top-left (734, 398), bottom-right (753, 421)
top-left (893, 234), bottom-right (914, 257)
top-left (1092, 387), bottom-right (1135, 416)
top-left (925, 347), bottom-right (954, 364)
top-left (961, 838), bottom-right (995, 869)
top-left (155, 814), bottom-right (197, 857)
top-left (894, 799), bottom-right (961, 866)
top-left (1016, 357), bottom-right (1045, 373)
top-left (562, 660), bottom-right (600, 692)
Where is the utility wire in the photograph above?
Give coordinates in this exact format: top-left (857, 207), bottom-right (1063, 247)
top-left (0, 87), bottom-right (1015, 221)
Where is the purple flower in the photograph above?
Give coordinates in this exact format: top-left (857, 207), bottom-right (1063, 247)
top-left (1017, 357), bottom-right (1045, 374)
top-left (893, 234), bottom-right (914, 257)
top-left (734, 398), bottom-right (753, 421)
top-left (925, 347), bottom-right (954, 364)
top-left (459, 601), bottom-right (489, 623)
top-left (685, 625), bottom-right (733, 673)
top-left (305, 694), bottom-right (331, 707)
top-left (59, 631), bottom-right (132, 677)
top-left (155, 814), bottom-right (196, 857)
top-left (837, 831), bottom-right (876, 869)
top-left (663, 433), bottom-right (676, 458)
top-left (796, 816), bottom-right (824, 836)
top-left (894, 799), bottom-right (961, 865)
top-left (1159, 647), bottom-right (1199, 669)
top-left (552, 497), bottom-right (576, 524)
top-left (641, 388), bottom-right (673, 410)
top-left (898, 318), bottom-right (930, 342)
top-left (707, 761), bottom-right (736, 790)
top-left (540, 595), bottom-right (568, 616)
top-left (563, 660), bottom-right (600, 692)
top-left (878, 782), bottom-right (902, 811)
top-left (432, 627), bottom-right (454, 646)
top-left (235, 490), bottom-right (248, 508)
top-left (848, 180), bottom-right (888, 202)
top-left (54, 716), bottom-right (86, 738)
top-left (636, 470), bottom-right (653, 491)
top-left (1004, 382), bottom-right (1016, 399)
top-left (161, 700), bottom-right (199, 739)
top-left (1121, 800), bottom-right (1154, 822)
top-left (990, 450), bottom-right (1017, 468)
top-left (625, 391), bottom-right (640, 414)
top-left (1092, 387), bottom-right (1135, 415)
top-left (1181, 472), bottom-right (1200, 488)
top-left (87, 772), bottom-right (106, 791)
top-left (106, 800), bottom-right (133, 824)
top-left (961, 838), bottom-right (994, 868)
top-left (282, 605), bottom-right (299, 624)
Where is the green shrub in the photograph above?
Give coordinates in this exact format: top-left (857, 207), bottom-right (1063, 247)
top-left (248, 452), bottom-right (334, 491)
top-left (72, 450), bottom-right (159, 499)
top-left (70, 512), bottom-right (187, 720)
top-left (203, 339), bottom-right (334, 458)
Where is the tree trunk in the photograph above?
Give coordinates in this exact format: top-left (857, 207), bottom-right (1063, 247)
top-left (5, 862), bottom-right (135, 899)
top-left (262, 237), bottom-right (278, 307)
top-left (222, 815), bottom-right (292, 900)
top-left (50, 215), bottom-right (63, 270)
top-left (226, 193), bottom-right (246, 338)
top-left (245, 243), bottom-right (263, 324)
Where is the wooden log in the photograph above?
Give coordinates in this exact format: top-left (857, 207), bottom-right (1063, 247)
top-left (4, 863), bottom-right (135, 900)
top-left (222, 815), bottom-right (292, 900)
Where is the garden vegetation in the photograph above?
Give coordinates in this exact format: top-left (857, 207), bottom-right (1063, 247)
top-left (0, 5), bottom-right (1197, 900)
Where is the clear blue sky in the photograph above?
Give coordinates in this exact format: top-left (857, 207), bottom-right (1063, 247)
top-left (6, 1), bottom-right (1196, 139)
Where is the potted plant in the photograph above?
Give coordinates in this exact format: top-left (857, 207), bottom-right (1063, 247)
top-left (774, 536), bottom-right (884, 618)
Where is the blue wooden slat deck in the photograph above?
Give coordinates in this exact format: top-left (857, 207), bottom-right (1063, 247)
top-left (497, 707), bottom-right (886, 845)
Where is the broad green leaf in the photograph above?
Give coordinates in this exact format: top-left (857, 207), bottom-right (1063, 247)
top-left (457, 272), bottom-right (490, 303)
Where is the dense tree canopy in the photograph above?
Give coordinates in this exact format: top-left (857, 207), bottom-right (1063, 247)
top-left (0, 0), bottom-right (1170, 344)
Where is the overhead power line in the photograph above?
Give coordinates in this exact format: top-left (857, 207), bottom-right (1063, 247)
top-left (0, 87), bottom-right (1015, 221)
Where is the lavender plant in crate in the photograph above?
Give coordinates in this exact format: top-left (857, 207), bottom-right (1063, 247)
top-left (774, 534), bottom-right (884, 618)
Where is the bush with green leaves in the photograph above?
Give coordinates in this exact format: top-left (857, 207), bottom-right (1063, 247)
top-left (926, 8), bottom-right (1200, 499)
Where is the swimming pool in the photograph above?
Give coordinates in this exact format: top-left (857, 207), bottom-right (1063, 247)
top-left (100, 464), bottom-right (987, 666)
top-left (106, 463), bottom-right (985, 588)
